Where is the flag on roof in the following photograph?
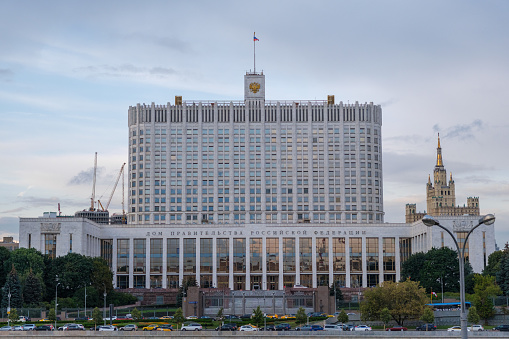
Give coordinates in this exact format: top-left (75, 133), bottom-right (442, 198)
top-left (253, 32), bottom-right (259, 41)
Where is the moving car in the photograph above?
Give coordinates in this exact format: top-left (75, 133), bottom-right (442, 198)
top-left (22, 324), bottom-right (36, 331)
top-left (19, 316), bottom-right (31, 322)
top-left (448, 326), bottom-right (470, 332)
top-left (181, 322), bottom-right (202, 331)
top-left (98, 325), bottom-right (118, 331)
top-left (259, 325), bottom-right (275, 331)
top-left (12, 326), bottom-right (24, 331)
top-left (156, 324), bottom-right (173, 331)
top-left (0, 326), bottom-right (13, 331)
top-left (280, 314), bottom-right (296, 320)
top-left (295, 324), bottom-right (324, 331)
top-left (239, 325), bottom-right (258, 331)
top-left (493, 324), bottom-right (509, 331)
top-left (324, 324), bottom-right (343, 331)
top-left (142, 324), bottom-right (160, 331)
top-left (119, 324), bottom-right (138, 331)
top-left (354, 325), bottom-right (372, 331)
top-left (160, 316), bottom-right (173, 319)
top-left (275, 323), bottom-right (291, 331)
top-left (469, 325), bottom-right (484, 331)
top-left (186, 315), bottom-right (198, 319)
top-left (386, 325), bottom-right (407, 331)
top-left (416, 323), bottom-right (437, 331)
top-left (266, 314), bottom-right (278, 319)
top-left (215, 324), bottom-right (237, 331)
top-left (35, 325), bottom-right (52, 331)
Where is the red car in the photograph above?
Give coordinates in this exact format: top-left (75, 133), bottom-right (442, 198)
top-left (386, 326), bottom-right (408, 331)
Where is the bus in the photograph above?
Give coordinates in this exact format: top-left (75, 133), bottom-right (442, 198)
top-left (426, 302), bottom-right (471, 311)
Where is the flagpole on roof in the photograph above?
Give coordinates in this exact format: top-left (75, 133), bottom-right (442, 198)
top-left (253, 31), bottom-right (256, 73)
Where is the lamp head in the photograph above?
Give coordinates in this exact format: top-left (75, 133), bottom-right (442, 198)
top-left (422, 215), bottom-right (439, 227)
top-left (480, 214), bottom-right (495, 226)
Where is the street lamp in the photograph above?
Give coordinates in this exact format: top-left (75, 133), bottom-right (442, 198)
top-left (55, 275), bottom-right (61, 330)
top-left (103, 289), bottom-right (107, 325)
top-left (422, 214), bottom-right (495, 339)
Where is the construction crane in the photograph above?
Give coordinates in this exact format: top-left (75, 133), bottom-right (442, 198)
top-left (98, 163), bottom-right (126, 211)
top-left (89, 152), bottom-right (98, 211)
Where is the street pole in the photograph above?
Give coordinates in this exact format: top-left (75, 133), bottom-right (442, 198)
top-left (55, 275), bottom-right (60, 330)
top-left (84, 285), bottom-right (87, 320)
top-left (422, 214), bottom-right (495, 339)
top-left (264, 296), bottom-right (266, 329)
top-left (7, 287), bottom-right (11, 327)
top-left (103, 289), bottom-right (107, 325)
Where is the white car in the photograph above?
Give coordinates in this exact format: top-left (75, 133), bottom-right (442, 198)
top-left (468, 325), bottom-right (484, 331)
top-left (448, 326), bottom-right (470, 332)
top-left (354, 325), bottom-right (372, 331)
top-left (98, 325), bottom-right (118, 331)
top-left (181, 323), bottom-right (202, 331)
top-left (324, 324), bottom-right (343, 331)
top-left (239, 325), bottom-right (258, 331)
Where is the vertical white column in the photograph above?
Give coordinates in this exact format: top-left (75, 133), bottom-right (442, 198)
top-left (112, 239), bottom-right (118, 288)
top-left (312, 236), bottom-right (317, 288)
top-left (196, 238), bottom-right (201, 287)
top-left (295, 237), bottom-right (301, 286)
top-left (379, 237), bottom-right (384, 285)
top-left (361, 237), bottom-right (367, 288)
top-left (178, 237), bottom-right (184, 287)
top-left (329, 237), bottom-right (334, 288)
top-left (246, 237), bottom-right (251, 290)
top-left (262, 236), bottom-right (267, 290)
top-left (395, 237), bottom-right (401, 282)
top-left (212, 238), bottom-right (217, 288)
top-left (229, 238), bottom-right (234, 290)
top-left (279, 237), bottom-right (283, 290)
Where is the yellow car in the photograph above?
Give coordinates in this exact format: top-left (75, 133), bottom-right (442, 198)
top-left (280, 314), bottom-right (296, 320)
top-left (160, 316), bottom-right (173, 319)
top-left (156, 324), bottom-right (173, 331)
top-left (39, 318), bottom-right (49, 322)
top-left (142, 324), bottom-right (160, 331)
top-left (266, 314), bottom-right (278, 319)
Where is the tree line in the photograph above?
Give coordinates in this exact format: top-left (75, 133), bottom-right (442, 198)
top-left (0, 247), bottom-right (136, 311)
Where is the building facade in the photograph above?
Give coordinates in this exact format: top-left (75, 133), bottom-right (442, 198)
top-left (18, 71), bottom-right (496, 298)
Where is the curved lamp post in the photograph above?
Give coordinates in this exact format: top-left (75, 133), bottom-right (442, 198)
top-left (422, 214), bottom-right (495, 339)
top-left (55, 275), bottom-right (61, 330)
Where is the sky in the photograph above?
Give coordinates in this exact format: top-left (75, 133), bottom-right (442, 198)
top-left (1, 0), bottom-right (508, 247)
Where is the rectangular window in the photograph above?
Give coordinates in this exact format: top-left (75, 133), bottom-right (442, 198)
top-left (101, 239), bottom-right (113, 269)
top-left (233, 238), bottom-right (246, 273)
top-left (349, 238), bottom-right (362, 272)
top-left (250, 238), bottom-right (262, 272)
top-left (316, 238), bottom-right (329, 272)
top-left (183, 239), bottom-right (196, 273)
top-left (366, 238), bottom-right (379, 272)
top-left (283, 238), bottom-right (295, 272)
top-left (217, 238), bottom-right (229, 273)
top-left (44, 234), bottom-right (57, 259)
top-left (134, 239), bottom-right (146, 273)
top-left (150, 239), bottom-right (163, 273)
top-left (167, 238), bottom-right (179, 273)
top-left (300, 238), bottom-right (312, 272)
top-left (383, 238), bottom-right (396, 272)
top-left (117, 239), bottom-right (129, 273)
top-left (266, 238), bottom-right (279, 273)
top-left (200, 239), bottom-right (213, 273)
top-left (332, 238), bottom-right (346, 272)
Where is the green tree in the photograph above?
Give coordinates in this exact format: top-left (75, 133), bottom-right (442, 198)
top-left (47, 308), bottom-right (56, 322)
top-left (23, 269), bottom-right (43, 307)
top-left (400, 252), bottom-right (426, 282)
top-left (92, 307), bottom-right (102, 326)
top-left (8, 308), bottom-right (18, 323)
top-left (472, 274), bottom-right (501, 323)
top-left (337, 310), bottom-right (349, 323)
top-left (5, 248), bottom-right (45, 279)
top-left (252, 306), bottom-right (264, 327)
top-left (45, 253), bottom-right (94, 300)
top-left (173, 307), bottom-right (185, 329)
top-left (296, 307), bottom-right (307, 325)
top-left (216, 307), bottom-right (224, 321)
top-left (483, 250), bottom-right (504, 276)
top-left (91, 258), bottom-right (113, 294)
top-left (1, 265), bottom-right (23, 309)
top-left (131, 307), bottom-right (142, 321)
top-left (330, 284), bottom-right (344, 309)
top-left (0, 247), bottom-right (11, 288)
top-left (360, 279), bottom-right (428, 326)
top-left (467, 306), bottom-right (480, 325)
top-left (496, 249), bottom-right (509, 295)
top-left (380, 307), bottom-right (391, 329)
top-left (420, 307), bottom-right (435, 329)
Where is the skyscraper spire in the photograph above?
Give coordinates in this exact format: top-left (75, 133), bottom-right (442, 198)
top-left (436, 133), bottom-right (443, 167)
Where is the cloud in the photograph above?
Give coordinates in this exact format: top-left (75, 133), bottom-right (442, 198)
top-left (432, 120), bottom-right (484, 141)
top-left (68, 167), bottom-right (103, 185)
top-left (17, 185), bottom-right (33, 197)
top-left (0, 68), bottom-right (14, 81)
top-left (74, 64), bottom-right (177, 79)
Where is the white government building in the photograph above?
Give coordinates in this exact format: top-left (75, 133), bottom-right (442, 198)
top-left (19, 70), bottom-right (496, 292)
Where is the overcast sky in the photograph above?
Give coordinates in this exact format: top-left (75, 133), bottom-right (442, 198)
top-left (1, 0), bottom-right (508, 247)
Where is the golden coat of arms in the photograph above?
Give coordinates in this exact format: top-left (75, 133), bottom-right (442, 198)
top-left (249, 82), bottom-right (260, 93)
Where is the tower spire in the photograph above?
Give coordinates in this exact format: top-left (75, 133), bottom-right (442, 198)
top-left (436, 133), bottom-right (443, 167)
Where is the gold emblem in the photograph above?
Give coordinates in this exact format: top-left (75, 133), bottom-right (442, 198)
top-left (249, 82), bottom-right (260, 93)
